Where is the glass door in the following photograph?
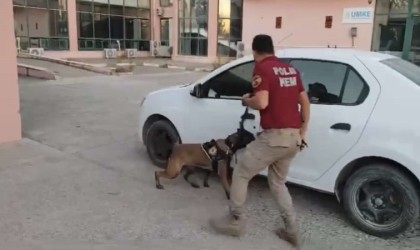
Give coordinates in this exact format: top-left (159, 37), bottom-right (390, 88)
top-left (410, 17), bottom-right (420, 65)
top-left (160, 18), bottom-right (170, 46)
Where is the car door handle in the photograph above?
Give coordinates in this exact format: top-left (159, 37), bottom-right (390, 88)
top-left (330, 123), bottom-right (351, 131)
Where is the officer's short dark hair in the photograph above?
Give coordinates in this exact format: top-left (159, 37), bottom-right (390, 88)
top-left (252, 34), bottom-right (275, 55)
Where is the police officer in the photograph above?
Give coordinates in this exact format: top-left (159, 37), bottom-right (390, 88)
top-left (209, 34), bottom-right (311, 248)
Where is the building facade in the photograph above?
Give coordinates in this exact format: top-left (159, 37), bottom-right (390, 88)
top-left (3, 0), bottom-right (420, 143)
top-left (12, 0), bottom-right (420, 64)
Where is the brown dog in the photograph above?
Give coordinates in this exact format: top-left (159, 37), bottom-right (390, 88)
top-left (154, 138), bottom-right (236, 200)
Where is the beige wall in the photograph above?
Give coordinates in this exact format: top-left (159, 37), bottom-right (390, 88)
top-left (243, 0), bottom-right (375, 51)
top-left (0, 0), bottom-right (22, 144)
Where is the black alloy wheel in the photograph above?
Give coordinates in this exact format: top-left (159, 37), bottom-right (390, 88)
top-left (342, 164), bottom-right (419, 238)
top-left (145, 120), bottom-right (180, 168)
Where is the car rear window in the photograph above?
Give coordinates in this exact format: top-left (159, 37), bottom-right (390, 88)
top-left (380, 58), bottom-right (420, 87)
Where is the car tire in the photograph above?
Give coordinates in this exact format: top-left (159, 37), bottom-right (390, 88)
top-left (145, 120), bottom-right (180, 169)
top-left (342, 163), bottom-right (419, 238)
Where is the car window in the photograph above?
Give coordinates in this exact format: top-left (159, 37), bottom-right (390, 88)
top-left (342, 69), bottom-right (368, 104)
top-left (202, 61), bottom-right (255, 98)
top-left (289, 59), bottom-right (369, 105)
top-left (380, 58), bottom-right (420, 87)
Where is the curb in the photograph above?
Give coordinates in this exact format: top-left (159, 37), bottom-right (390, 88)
top-left (18, 53), bottom-right (215, 75)
top-left (194, 67), bottom-right (214, 72)
top-left (141, 62), bottom-right (214, 72)
top-left (18, 53), bottom-right (115, 75)
top-left (142, 62), bottom-right (166, 68)
top-left (17, 63), bottom-right (59, 80)
top-left (167, 65), bottom-right (187, 70)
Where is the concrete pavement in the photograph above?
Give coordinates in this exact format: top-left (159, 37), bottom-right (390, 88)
top-left (1, 67), bottom-right (418, 249)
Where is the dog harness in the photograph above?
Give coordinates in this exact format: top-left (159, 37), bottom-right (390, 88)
top-left (201, 139), bottom-right (232, 172)
top-left (201, 107), bottom-right (257, 175)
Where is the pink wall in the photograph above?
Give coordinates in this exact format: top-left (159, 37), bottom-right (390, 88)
top-left (243, 0), bottom-right (375, 51)
top-left (68, 0), bottom-right (78, 52)
top-left (0, 0), bottom-right (22, 143)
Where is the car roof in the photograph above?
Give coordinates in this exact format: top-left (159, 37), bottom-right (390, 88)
top-left (239, 47), bottom-right (395, 63)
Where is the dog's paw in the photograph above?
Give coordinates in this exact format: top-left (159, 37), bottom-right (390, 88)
top-left (156, 184), bottom-right (165, 190)
top-left (203, 182), bottom-right (210, 188)
top-left (190, 182), bottom-right (200, 189)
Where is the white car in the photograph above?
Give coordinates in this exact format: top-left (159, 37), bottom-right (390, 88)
top-left (138, 48), bottom-right (420, 238)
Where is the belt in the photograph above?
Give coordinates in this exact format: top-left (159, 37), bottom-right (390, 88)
top-left (257, 128), bottom-right (300, 136)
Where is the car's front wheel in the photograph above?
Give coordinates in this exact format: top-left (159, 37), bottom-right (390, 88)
top-left (342, 163), bottom-right (419, 238)
top-left (145, 120), bottom-right (180, 169)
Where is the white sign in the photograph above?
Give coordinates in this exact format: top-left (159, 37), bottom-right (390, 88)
top-left (342, 7), bottom-right (374, 24)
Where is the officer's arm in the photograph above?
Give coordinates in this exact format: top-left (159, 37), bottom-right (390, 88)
top-left (244, 90), bottom-right (269, 110)
top-left (297, 73), bottom-right (310, 133)
top-left (243, 71), bottom-right (269, 110)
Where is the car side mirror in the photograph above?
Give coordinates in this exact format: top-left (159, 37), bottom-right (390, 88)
top-left (190, 83), bottom-right (203, 98)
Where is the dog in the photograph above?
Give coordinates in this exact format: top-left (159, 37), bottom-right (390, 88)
top-left (154, 108), bottom-right (257, 200)
top-left (154, 137), bottom-right (236, 199)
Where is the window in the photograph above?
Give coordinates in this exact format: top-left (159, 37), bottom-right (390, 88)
top-left (201, 62), bottom-right (255, 98)
top-left (27, 0), bottom-right (48, 8)
top-left (289, 59), bottom-right (369, 105)
top-left (381, 57), bottom-right (420, 87)
top-left (217, 0), bottom-right (243, 57)
top-left (371, 0), bottom-right (420, 53)
top-left (160, 0), bottom-right (173, 7)
top-left (160, 18), bottom-right (170, 46)
top-left (76, 0), bottom-right (151, 51)
top-left (342, 70), bottom-right (366, 104)
top-left (13, 0), bottom-right (25, 6)
top-left (178, 0), bottom-right (208, 56)
top-left (375, 0), bottom-right (420, 14)
top-left (13, 0), bottom-right (69, 51)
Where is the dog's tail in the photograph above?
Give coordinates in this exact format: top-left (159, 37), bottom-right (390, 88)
top-left (168, 142), bottom-right (179, 156)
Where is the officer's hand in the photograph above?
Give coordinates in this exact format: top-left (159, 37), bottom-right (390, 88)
top-left (299, 130), bottom-right (308, 151)
top-left (242, 93), bottom-right (250, 106)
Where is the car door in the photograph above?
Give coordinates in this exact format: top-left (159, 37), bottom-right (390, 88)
top-left (184, 61), bottom-right (261, 144)
top-left (281, 57), bottom-right (380, 183)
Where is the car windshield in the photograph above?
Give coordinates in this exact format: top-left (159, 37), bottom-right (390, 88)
top-left (380, 58), bottom-right (420, 87)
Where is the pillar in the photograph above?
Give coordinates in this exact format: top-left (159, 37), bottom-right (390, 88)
top-left (67, 0), bottom-right (79, 52)
top-left (0, 0), bottom-right (22, 143)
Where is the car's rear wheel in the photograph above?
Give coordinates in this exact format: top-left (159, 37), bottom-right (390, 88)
top-left (145, 120), bottom-right (180, 169)
top-left (342, 163), bottom-right (419, 238)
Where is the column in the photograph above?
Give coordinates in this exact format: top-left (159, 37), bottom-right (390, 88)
top-left (151, 0), bottom-right (160, 42)
top-left (172, 0), bottom-right (179, 57)
top-left (67, 0), bottom-right (79, 52)
top-left (402, 0), bottom-right (414, 60)
top-left (0, 0), bottom-right (22, 143)
top-left (207, 0), bottom-right (218, 61)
